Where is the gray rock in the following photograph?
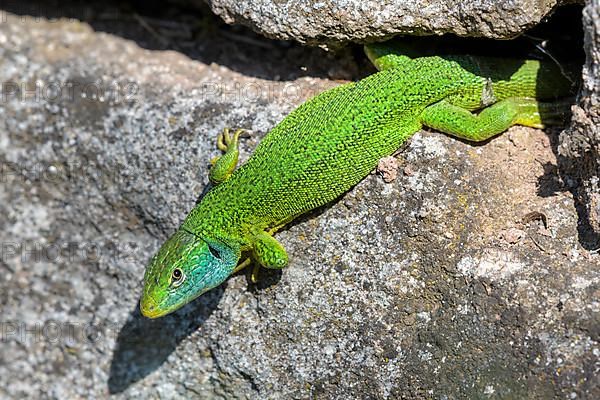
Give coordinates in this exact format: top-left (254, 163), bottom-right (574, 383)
top-left (0, 4), bottom-right (598, 400)
top-left (202, 0), bottom-right (568, 45)
top-left (558, 0), bottom-right (600, 249)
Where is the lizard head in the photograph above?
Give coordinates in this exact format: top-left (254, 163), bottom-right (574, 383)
top-left (140, 229), bottom-right (239, 318)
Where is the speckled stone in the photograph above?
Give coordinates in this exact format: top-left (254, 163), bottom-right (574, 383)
top-left (558, 0), bottom-right (600, 250)
top-left (201, 0), bottom-right (567, 44)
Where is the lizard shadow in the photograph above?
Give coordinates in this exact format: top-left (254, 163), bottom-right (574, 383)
top-left (107, 286), bottom-right (224, 394)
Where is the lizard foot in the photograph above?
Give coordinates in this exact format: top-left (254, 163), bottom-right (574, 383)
top-left (209, 128), bottom-right (244, 184)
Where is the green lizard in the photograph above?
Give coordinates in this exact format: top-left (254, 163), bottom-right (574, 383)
top-left (140, 40), bottom-right (577, 318)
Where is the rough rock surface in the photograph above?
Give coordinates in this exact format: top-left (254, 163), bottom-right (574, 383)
top-left (0, 4), bottom-right (598, 400)
top-left (201, 0), bottom-right (569, 45)
top-left (558, 0), bottom-right (600, 250)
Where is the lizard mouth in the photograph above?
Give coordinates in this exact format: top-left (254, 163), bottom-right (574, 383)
top-left (140, 294), bottom-right (164, 318)
top-left (140, 291), bottom-right (197, 319)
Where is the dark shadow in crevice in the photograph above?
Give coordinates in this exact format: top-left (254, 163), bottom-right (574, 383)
top-left (555, 146), bottom-right (600, 250)
top-left (528, 6), bottom-right (599, 249)
top-left (0, 0), bottom-right (364, 81)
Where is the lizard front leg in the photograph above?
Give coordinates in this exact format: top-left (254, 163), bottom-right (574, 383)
top-left (252, 232), bottom-right (288, 270)
top-left (209, 128), bottom-right (244, 184)
top-left (238, 232), bottom-right (288, 283)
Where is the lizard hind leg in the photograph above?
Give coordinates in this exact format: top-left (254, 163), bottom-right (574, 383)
top-left (421, 97), bottom-right (572, 142)
top-left (209, 128), bottom-right (244, 184)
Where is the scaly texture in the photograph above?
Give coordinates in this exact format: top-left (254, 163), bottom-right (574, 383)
top-left (141, 42), bottom-right (578, 318)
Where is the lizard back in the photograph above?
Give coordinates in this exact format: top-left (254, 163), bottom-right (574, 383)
top-left (185, 57), bottom-right (483, 238)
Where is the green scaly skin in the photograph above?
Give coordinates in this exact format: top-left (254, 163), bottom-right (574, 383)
top-left (140, 40), bottom-right (577, 318)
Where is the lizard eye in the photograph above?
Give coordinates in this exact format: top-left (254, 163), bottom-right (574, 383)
top-left (207, 244), bottom-right (221, 260)
top-left (171, 268), bottom-right (185, 286)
